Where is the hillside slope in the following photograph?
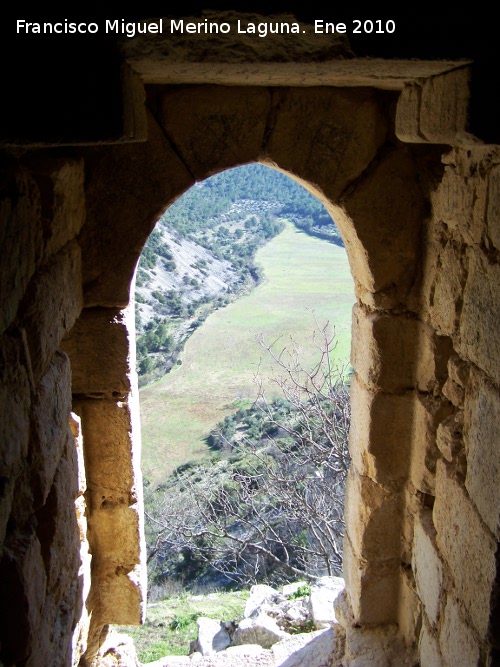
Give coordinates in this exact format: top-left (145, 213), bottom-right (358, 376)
top-left (140, 223), bottom-right (354, 483)
top-left (134, 164), bottom-right (343, 385)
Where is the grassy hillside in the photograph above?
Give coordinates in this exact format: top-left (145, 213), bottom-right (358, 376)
top-left (116, 589), bottom-right (249, 661)
top-left (140, 222), bottom-right (355, 484)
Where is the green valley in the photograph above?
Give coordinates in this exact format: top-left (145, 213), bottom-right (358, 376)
top-left (140, 221), bottom-right (355, 484)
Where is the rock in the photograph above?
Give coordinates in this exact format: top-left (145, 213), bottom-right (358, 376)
top-left (244, 584), bottom-right (283, 618)
top-left (224, 643), bottom-right (266, 656)
top-left (244, 582), bottom-right (312, 635)
top-left (233, 614), bottom-right (288, 649)
top-left (191, 617), bottom-right (231, 655)
top-left (309, 576), bottom-right (345, 629)
top-left (147, 657), bottom-right (190, 666)
top-left (272, 626), bottom-right (343, 667)
top-left (95, 631), bottom-right (141, 666)
top-left (282, 581), bottom-right (308, 598)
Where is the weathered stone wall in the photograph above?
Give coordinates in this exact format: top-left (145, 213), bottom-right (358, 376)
top-left (408, 144), bottom-right (500, 665)
top-left (0, 156), bottom-right (89, 665)
top-left (1, 26), bottom-right (499, 667)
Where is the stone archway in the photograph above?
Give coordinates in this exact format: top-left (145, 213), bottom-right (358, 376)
top-left (65, 82), bottom-right (431, 662)
top-left (1, 17), bottom-right (499, 666)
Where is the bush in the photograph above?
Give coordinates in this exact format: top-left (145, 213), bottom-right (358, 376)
top-left (145, 322), bottom-right (350, 588)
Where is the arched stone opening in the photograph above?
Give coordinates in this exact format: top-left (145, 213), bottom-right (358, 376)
top-left (61, 82), bottom-right (434, 662)
top-left (1, 20), bottom-right (499, 665)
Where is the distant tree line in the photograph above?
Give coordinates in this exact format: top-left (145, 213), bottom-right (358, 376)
top-left (161, 164), bottom-right (342, 247)
top-left (135, 164), bottom-right (343, 382)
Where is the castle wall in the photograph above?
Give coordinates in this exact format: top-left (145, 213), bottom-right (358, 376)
top-left (0, 52), bottom-right (498, 666)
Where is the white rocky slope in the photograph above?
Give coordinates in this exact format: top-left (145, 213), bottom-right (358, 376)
top-left (135, 226), bottom-right (240, 327)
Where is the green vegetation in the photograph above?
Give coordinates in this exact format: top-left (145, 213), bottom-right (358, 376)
top-left (140, 223), bottom-right (354, 483)
top-left (135, 164), bottom-right (344, 383)
top-left (288, 584), bottom-right (311, 600)
top-left (145, 324), bottom-right (350, 590)
top-left (128, 164), bottom-right (354, 661)
top-left (116, 589), bottom-right (248, 661)
top-left (161, 163), bottom-right (341, 247)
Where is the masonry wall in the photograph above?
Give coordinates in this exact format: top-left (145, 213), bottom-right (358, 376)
top-left (0, 156), bottom-right (89, 665)
top-left (411, 144), bottom-right (500, 665)
top-left (1, 67), bottom-right (499, 667)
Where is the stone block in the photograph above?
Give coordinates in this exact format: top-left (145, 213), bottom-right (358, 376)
top-left (343, 535), bottom-right (399, 626)
top-left (245, 584), bottom-right (281, 618)
top-left (342, 148), bottom-right (424, 303)
top-left (267, 87), bottom-right (387, 203)
top-left (345, 623), bottom-right (415, 667)
top-left (70, 412), bottom-right (87, 497)
top-left (442, 378), bottom-right (464, 408)
top-left (420, 69), bottom-right (471, 143)
top-left (394, 83), bottom-right (421, 143)
top-left (121, 62), bottom-right (148, 143)
top-left (94, 562), bottom-right (144, 626)
top-left (233, 614), bottom-right (287, 648)
top-left (431, 147), bottom-right (490, 247)
top-left (349, 377), bottom-right (414, 485)
top-left (436, 413), bottom-right (463, 463)
top-left (35, 438), bottom-right (80, 593)
top-left (29, 351), bottom-right (73, 508)
top-left (412, 509), bottom-right (443, 627)
top-left (487, 163), bottom-right (500, 251)
top-left (464, 371), bottom-right (500, 538)
top-left (21, 241), bottom-right (83, 383)
top-left (30, 441), bottom-right (84, 667)
top-left (351, 306), bottom-right (450, 393)
top-left (427, 240), bottom-right (468, 337)
top-left (73, 398), bottom-right (137, 504)
top-left (160, 85), bottom-right (269, 179)
top-left (351, 307), bottom-right (417, 391)
top-left (396, 69), bottom-right (472, 146)
top-left (193, 617), bottom-right (231, 655)
top-left (0, 163), bottom-right (41, 334)
top-left (410, 393), bottom-right (453, 495)
top-left (0, 331), bottom-right (31, 544)
top-left (272, 626), bottom-right (342, 667)
top-left (459, 249), bottom-right (500, 384)
top-left (94, 631), bottom-right (141, 667)
top-left (344, 469), bottom-right (403, 561)
top-left (419, 624), bottom-right (442, 667)
top-left (27, 157), bottom-right (85, 260)
top-left (81, 108), bottom-right (194, 308)
top-left (439, 597), bottom-right (480, 667)
top-left (0, 526), bottom-right (47, 663)
top-left (309, 576), bottom-right (345, 629)
top-left (0, 477), bottom-right (14, 554)
top-left (0, 332), bottom-right (31, 474)
top-left (89, 505), bottom-right (142, 566)
top-left (433, 460), bottom-right (497, 638)
top-left (398, 568), bottom-right (421, 648)
top-left (62, 306), bottom-right (134, 397)
top-left (447, 353), bottom-right (470, 388)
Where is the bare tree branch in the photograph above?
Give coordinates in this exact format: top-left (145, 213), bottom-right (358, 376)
top-left (144, 321), bottom-right (351, 588)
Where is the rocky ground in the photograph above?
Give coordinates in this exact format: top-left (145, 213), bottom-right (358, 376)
top-left (99, 579), bottom-right (346, 667)
top-left (135, 226), bottom-right (240, 327)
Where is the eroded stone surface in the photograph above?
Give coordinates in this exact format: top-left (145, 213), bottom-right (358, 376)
top-left (412, 510), bottom-right (443, 627)
top-left (440, 597), bottom-right (480, 667)
top-left (309, 576), bottom-right (345, 629)
top-left (1, 30), bottom-right (499, 667)
top-left (433, 460), bottom-right (497, 638)
top-left (464, 370), bottom-right (500, 537)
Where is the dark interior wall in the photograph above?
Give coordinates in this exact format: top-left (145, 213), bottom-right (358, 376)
top-left (1, 8), bottom-right (499, 144)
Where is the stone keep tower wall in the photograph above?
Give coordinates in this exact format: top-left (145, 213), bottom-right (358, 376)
top-left (0, 23), bottom-right (499, 667)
